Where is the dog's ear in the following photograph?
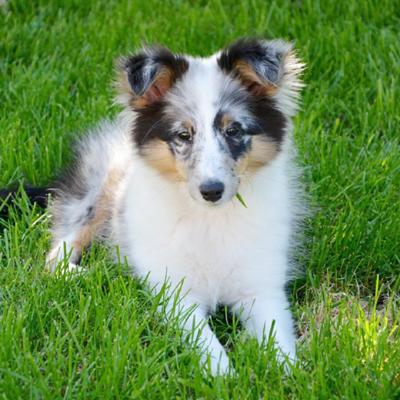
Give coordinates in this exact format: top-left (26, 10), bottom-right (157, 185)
top-left (217, 38), bottom-right (304, 97)
top-left (116, 46), bottom-right (189, 109)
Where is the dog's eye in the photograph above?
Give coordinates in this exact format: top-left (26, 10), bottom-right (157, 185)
top-left (177, 130), bottom-right (192, 141)
top-left (225, 126), bottom-right (242, 138)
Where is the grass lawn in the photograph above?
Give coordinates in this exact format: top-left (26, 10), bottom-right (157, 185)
top-left (1, 0), bottom-right (399, 398)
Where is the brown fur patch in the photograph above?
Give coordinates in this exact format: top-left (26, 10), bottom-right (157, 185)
top-left (238, 136), bottom-right (278, 174)
top-left (140, 140), bottom-right (184, 181)
top-left (133, 67), bottom-right (174, 109)
top-left (72, 169), bottom-right (123, 251)
top-left (182, 120), bottom-right (194, 132)
top-left (221, 114), bottom-right (232, 129)
top-left (233, 60), bottom-right (278, 97)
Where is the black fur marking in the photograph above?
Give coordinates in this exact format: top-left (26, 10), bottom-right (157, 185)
top-left (86, 206), bottom-right (94, 220)
top-left (225, 136), bottom-right (250, 161)
top-left (134, 102), bottom-right (195, 163)
top-left (133, 99), bottom-right (193, 152)
top-left (213, 114), bottom-right (248, 160)
top-left (124, 46), bottom-right (189, 98)
top-left (133, 101), bottom-right (173, 147)
top-left (0, 186), bottom-right (51, 217)
top-left (214, 93), bottom-right (287, 160)
top-left (217, 38), bottom-right (284, 85)
top-left (248, 96), bottom-right (287, 145)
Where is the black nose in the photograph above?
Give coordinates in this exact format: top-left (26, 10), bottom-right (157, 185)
top-left (199, 181), bottom-right (225, 202)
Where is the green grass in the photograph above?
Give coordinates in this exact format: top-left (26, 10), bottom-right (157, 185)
top-left (1, 0), bottom-right (399, 398)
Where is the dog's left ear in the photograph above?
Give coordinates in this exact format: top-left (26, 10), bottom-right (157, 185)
top-left (116, 46), bottom-right (189, 109)
top-left (217, 38), bottom-right (304, 97)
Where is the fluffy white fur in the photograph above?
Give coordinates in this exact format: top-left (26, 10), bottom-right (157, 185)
top-left (46, 39), bottom-right (305, 375)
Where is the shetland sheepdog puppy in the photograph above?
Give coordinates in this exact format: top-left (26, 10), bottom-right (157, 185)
top-left (15, 38), bottom-right (306, 374)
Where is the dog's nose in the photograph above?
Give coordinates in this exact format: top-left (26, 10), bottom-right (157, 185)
top-left (199, 181), bottom-right (225, 202)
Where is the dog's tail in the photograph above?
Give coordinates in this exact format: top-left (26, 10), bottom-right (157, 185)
top-left (0, 185), bottom-right (52, 217)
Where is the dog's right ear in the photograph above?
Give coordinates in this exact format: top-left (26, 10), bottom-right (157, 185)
top-left (116, 46), bottom-right (189, 109)
top-left (217, 38), bottom-right (304, 99)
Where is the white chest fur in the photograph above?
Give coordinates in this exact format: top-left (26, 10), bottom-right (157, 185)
top-left (115, 149), bottom-right (294, 310)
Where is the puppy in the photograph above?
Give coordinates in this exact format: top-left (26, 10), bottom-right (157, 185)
top-left (44, 38), bottom-right (305, 375)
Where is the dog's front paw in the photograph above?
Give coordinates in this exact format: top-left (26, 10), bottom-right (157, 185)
top-left (203, 350), bottom-right (233, 376)
top-left (47, 260), bottom-right (85, 277)
top-left (276, 343), bottom-right (297, 375)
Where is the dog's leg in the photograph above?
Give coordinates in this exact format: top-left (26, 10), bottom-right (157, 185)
top-left (45, 196), bottom-right (99, 273)
top-left (46, 166), bottom-right (122, 273)
top-left (164, 296), bottom-right (230, 375)
top-left (46, 192), bottom-right (112, 273)
top-left (46, 238), bottom-right (80, 272)
top-left (46, 227), bottom-right (93, 273)
top-left (233, 291), bottom-right (296, 362)
top-left (184, 307), bottom-right (231, 375)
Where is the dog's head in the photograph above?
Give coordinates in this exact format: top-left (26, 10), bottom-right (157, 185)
top-left (117, 38), bottom-right (304, 206)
